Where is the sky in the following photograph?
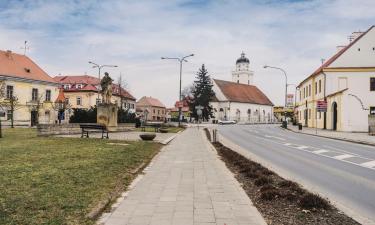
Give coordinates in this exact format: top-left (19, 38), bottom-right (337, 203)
top-left (0, 0), bottom-right (374, 107)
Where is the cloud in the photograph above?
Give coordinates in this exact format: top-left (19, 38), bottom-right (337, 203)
top-left (0, 0), bottom-right (374, 106)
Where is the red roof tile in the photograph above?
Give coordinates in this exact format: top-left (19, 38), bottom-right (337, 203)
top-left (0, 50), bottom-right (55, 83)
top-left (53, 75), bottom-right (136, 100)
top-left (214, 79), bottom-right (273, 106)
top-left (137, 96), bottom-right (166, 108)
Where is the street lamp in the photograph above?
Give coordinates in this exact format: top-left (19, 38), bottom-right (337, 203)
top-left (88, 61), bottom-right (118, 103)
top-left (264, 65), bottom-right (288, 122)
top-left (161, 54), bottom-right (194, 127)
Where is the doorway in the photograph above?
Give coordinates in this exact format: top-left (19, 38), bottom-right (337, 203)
top-left (31, 110), bottom-right (38, 127)
top-left (332, 102), bottom-right (337, 130)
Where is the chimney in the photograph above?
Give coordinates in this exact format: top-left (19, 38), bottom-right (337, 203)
top-left (5, 50), bottom-right (12, 58)
top-left (336, 45), bottom-right (346, 52)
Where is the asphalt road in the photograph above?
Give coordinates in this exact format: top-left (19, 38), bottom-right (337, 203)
top-left (217, 124), bottom-right (375, 225)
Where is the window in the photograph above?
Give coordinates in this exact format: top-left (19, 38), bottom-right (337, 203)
top-left (303, 87), bottom-right (306, 98)
top-left (65, 98), bottom-right (69, 104)
top-left (153, 109), bottom-right (155, 114)
top-left (370, 107), bottom-right (375, 115)
top-left (7, 110), bottom-right (12, 120)
top-left (319, 80), bottom-right (322, 93)
top-left (76, 97), bottom-right (82, 106)
top-left (32, 88), bottom-right (38, 101)
top-left (315, 82), bottom-right (317, 94)
top-left (370, 78), bottom-right (375, 91)
top-left (45, 90), bottom-right (51, 101)
top-left (319, 112), bottom-right (321, 119)
top-left (308, 109), bottom-right (311, 119)
top-left (6, 85), bottom-right (13, 99)
top-left (76, 84), bottom-right (82, 89)
top-left (158, 110), bottom-right (160, 115)
top-left (309, 84), bottom-right (311, 96)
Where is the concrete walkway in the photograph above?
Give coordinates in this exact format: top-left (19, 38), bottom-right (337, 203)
top-left (100, 128), bottom-right (266, 225)
top-left (287, 124), bottom-right (375, 146)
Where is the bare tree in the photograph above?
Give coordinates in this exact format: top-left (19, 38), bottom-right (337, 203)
top-left (181, 84), bottom-right (194, 99)
top-left (117, 73), bottom-right (129, 110)
top-left (0, 80), bottom-right (22, 128)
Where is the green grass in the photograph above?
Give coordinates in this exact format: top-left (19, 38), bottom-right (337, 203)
top-left (0, 128), bottom-right (162, 225)
top-left (135, 127), bottom-right (185, 133)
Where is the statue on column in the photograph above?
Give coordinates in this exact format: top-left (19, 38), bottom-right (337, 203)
top-left (100, 72), bottom-right (113, 104)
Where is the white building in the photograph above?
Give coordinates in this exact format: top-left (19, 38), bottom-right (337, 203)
top-left (296, 25), bottom-right (375, 132)
top-left (211, 53), bottom-right (274, 122)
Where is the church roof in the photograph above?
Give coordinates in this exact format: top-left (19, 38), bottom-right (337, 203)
top-left (236, 52), bottom-right (250, 64)
top-left (213, 79), bottom-right (273, 106)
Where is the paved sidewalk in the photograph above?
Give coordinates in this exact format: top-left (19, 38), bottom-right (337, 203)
top-left (288, 124), bottom-right (375, 146)
top-left (100, 128), bottom-right (266, 225)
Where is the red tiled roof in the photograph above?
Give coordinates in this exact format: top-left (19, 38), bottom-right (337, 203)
top-left (53, 75), bottom-right (136, 100)
top-left (168, 106), bottom-right (190, 112)
top-left (0, 50), bottom-right (55, 83)
top-left (55, 88), bottom-right (66, 103)
top-left (213, 79), bottom-right (273, 106)
top-left (137, 96), bottom-right (166, 108)
top-left (298, 25), bottom-right (375, 87)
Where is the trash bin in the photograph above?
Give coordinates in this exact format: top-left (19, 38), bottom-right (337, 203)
top-left (298, 123), bottom-right (302, 130)
top-left (282, 121), bottom-right (287, 129)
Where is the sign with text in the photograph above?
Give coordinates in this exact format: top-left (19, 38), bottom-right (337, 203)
top-left (317, 100), bottom-right (327, 112)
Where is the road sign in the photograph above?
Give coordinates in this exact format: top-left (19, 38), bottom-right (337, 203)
top-left (317, 100), bottom-right (327, 112)
top-left (176, 101), bottom-right (184, 108)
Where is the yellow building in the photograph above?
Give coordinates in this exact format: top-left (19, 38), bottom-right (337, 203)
top-left (53, 75), bottom-right (136, 112)
top-left (136, 96), bottom-right (166, 122)
top-left (0, 50), bottom-right (59, 126)
top-left (296, 26), bottom-right (375, 131)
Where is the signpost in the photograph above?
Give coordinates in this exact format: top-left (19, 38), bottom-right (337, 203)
top-left (316, 100), bottom-right (327, 134)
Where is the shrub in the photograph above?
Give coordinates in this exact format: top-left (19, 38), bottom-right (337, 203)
top-left (254, 176), bottom-right (272, 186)
top-left (69, 107), bottom-right (97, 123)
top-left (260, 189), bottom-right (279, 201)
top-left (298, 193), bottom-right (330, 210)
top-left (118, 108), bottom-right (136, 123)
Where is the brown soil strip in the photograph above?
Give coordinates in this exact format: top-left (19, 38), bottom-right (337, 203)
top-left (205, 129), bottom-right (359, 225)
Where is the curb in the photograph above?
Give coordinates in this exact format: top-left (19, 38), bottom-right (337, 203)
top-left (160, 130), bottom-right (183, 145)
top-left (283, 127), bottom-right (375, 147)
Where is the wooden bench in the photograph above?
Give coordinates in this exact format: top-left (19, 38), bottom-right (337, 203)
top-left (80, 124), bottom-right (109, 139)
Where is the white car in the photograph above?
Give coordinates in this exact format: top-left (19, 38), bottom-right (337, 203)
top-left (218, 119), bottom-right (237, 125)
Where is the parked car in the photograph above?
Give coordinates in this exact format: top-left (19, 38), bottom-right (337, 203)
top-left (218, 119), bottom-right (237, 125)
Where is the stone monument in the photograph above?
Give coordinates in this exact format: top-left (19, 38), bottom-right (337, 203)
top-left (97, 72), bottom-right (118, 131)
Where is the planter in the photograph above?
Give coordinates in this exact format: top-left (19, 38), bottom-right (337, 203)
top-left (159, 128), bottom-right (169, 133)
top-left (139, 133), bottom-right (156, 141)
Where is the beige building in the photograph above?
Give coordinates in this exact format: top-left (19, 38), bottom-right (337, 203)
top-left (136, 96), bottom-right (166, 122)
top-left (296, 26), bottom-right (375, 131)
top-left (53, 75), bottom-right (136, 112)
top-left (0, 50), bottom-right (59, 126)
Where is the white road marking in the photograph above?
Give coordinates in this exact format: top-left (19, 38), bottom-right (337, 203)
top-left (265, 135), bottom-right (286, 141)
top-left (360, 160), bottom-right (375, 168)
top-left (284, 143), bottom-right (292, 146)
top-left (295, 145), bottom-right (309, 150)
top-left (313, 149), bottom-right (329, 154)
top-left (323, 145), bottom-right (361, 157)
top-left (333, 154), bottom-right (355, 160)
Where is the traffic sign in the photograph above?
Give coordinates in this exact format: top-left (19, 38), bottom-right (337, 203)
top-left (317, 100), bottom-right (327, 112)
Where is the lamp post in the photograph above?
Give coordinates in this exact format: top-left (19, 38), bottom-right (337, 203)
top-left (88, 61), bottom-right (118, 104)
top-left (161, 54), bottom-right (194, 127)
top-left (264, 65), bottom-right (288, 121)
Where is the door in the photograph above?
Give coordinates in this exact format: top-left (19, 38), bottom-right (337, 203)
top-left (31, 110), bottom-right (38, 127)
top-left (304, 109), bottom-right (308, 126)
top-left (332, 102), bottom-right (337, 130)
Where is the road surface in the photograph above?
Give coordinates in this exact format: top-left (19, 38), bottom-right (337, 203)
top-left (217, 124), bottom-right (375, 225)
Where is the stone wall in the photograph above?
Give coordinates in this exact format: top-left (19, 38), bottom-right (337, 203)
top-left (37, 123), bottom-right (134, 136)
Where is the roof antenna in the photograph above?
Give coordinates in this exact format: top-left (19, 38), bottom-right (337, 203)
top-left (321, 58), bottom-right (325, 65)
top-left (20, 41), bottom-right (30, 55)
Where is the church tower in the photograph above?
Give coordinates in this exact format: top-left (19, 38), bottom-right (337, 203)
top-left (232, 52), bottom-right (254, 85)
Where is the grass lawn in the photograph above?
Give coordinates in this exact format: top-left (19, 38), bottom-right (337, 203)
top-left (0, 128), bottom-right (162, 225)
top-left (135, 127), bottom-right (185, 133)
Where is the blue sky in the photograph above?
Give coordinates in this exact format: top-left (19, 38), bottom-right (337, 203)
top-left (0, 0), bottom-right (374, 106)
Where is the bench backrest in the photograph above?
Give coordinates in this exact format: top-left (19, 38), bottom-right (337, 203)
top-left (80, 124), bottom-right (106, 130)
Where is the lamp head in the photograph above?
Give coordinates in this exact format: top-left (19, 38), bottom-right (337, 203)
top-left (263, 65), bottom-right (268, 69)
top-left (161, 57), bottom-right (165, 60)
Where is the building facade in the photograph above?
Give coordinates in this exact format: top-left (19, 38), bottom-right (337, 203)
top-left (0, 50), bottom-right (59, 126)
top-left (136, 96), bottom-right (166, 122)
top-left (296, 26), bottom-right (375, 132)
top-left (53, 75), bottom-right (136, 112)
top-left (210, 53), bottom-right (274, 123)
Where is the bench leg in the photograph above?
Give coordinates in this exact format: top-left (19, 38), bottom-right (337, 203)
top-left (86, 131), bottom-right (89, 138)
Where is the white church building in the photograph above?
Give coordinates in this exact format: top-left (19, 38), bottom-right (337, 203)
top-left (210, 53), bottom-right (274, 123)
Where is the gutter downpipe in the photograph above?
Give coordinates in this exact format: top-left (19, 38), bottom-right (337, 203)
top-left (322, 71), bottom-right (327, 129)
